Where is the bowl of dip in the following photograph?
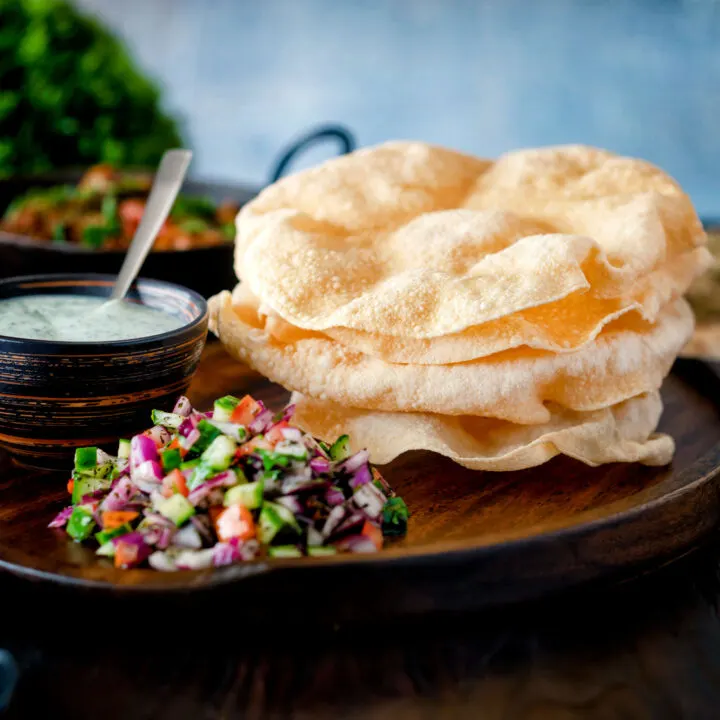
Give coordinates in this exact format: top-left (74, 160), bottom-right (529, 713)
top-left (0, 273), bottom-right (208, 469)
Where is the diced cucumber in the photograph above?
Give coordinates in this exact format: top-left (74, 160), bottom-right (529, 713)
top-left (156, 494), bottom-right (195, 526)
top-left (268, 545), bottom-right (303, 559)
top-left (161, 447), bottom-right (183, 473)
top-left (258, 501), bottom-right (301, 544)
top-left (257, 504), bottom-right (285, 544)
top-left (273, 441), bottom-right (308, 460)
top-left (329, 434), bottom-right (351, 461)
top-left (151, 409), bottom-right (185, 430)
top-left (224, 480), bottom-right (263, 509)
top-left (180, 458), bottom-right (200, 472)
top-left (117, 438), bottom-right (131, 460)
top-left (308, 546), bottom-right (338, 557)
top-left (95, 523), bottom-right (132, 546)
top-left (258, 449), bottom-right (290, 472)
top-left (74, 446), bottom-right (99, 473)
top-left (271, 501), bottom-right (301, 534)
top-left (201, 434), bottom-right (237, 471)
top-left (96, 542), bottom-right (116, 557)
top-left (186, 419), bottom-right (223, 459)
top-left (186, 461), bottom-right (214, 491)
top-left (66, 506), bottom-right (96, 542)
top-left (71, 472), bottom-right (111, 505)
top-left (213, 395), bottom-right (240, 422)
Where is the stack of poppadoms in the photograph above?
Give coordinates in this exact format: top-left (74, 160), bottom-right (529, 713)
top-left (209, 142), bottom-right (711, 471)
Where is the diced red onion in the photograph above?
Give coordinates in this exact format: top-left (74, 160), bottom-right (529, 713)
top-left (100, 476), bottom-right (137, 512)
top-left (187, 470), bottom-right (238, 506)
top-left (276, 495), bottom-right (303, 515)
top-left (280, 426), bottom-right (303, 443)
top-left (144, 425), bottom-right (171, 448)
top-left (351, 482), bottom-right (386, 520)
top-left (156, 527), bottom-right (175, 550)
top-left (173, 524), bottom-right (203, 549)
top-left (249, 408), bottom-right (273, 434)
top-left (173, 396), bottom-right (193, 417)
top-left (349, 463), bottom-right (372, 490)
top-left (132, 460), bottom-right (163, 493)
top-left (321, 505), bottom-right (348, 538)
top-left (326, 486), bottom-right (345, 506)
top-left (149, 551), bottom-right (177, 571)
top-left (309, 456), bottom-right (331, 474)
top-left (283, 479), bottom-right (331, 496)
top-left (130, 434), bottom-right (158, 468)
top-left (212, 542), bottom-right (238, 567)
top-left (175, 548), bottom-right (215, 570)
top-left (142, 511), bottom-right (175, 528)
top-left (190, 515), bottom-right (213, 543)
top-left (142, 517), bottom-right (175, 549)
top-left (333, 534), bottom-right (379, 554)
top-left (48, 506), bottom-right (73, 528)
top-left (341, 450), bottom-right (370, 474)
top-left (183, 427), bottom-right (201, 449)
top-left (236, 538), bottom-right (259, 561)
top-left (329, 512), bottom-right (366, 541)
top-left (279, 468), bottom-right (313, 493)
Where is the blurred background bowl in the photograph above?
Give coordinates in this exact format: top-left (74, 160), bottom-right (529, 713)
top-left (0, 172), bottom-right (258, 300)
top-left (0, 273), bottom-right (208, 470)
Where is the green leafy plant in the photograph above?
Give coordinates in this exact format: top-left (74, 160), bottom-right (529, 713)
top-left (0, 0), bottom-right (184, 176)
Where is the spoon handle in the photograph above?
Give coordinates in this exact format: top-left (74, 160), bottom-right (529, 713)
top-left (110, 149), bottom-right (193, 301)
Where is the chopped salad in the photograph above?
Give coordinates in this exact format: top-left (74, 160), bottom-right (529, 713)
top-left (49, 394), bottom-right (409, 571)
top-left (1, 164), bottom-right (239, 251)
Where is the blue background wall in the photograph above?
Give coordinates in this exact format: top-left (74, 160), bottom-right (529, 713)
top-left (77, 0), bottom-right (720, 216)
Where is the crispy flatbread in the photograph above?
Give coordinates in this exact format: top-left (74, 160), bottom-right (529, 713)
top-left (291, 391), bottom-right (673, 471)
top-left (234, 142), bottom-right (706, 339)
top-left (209, 291), bottom-right (693, 424)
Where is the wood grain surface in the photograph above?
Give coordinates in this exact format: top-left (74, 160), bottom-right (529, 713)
top-left (2, 342), bottom-right (720, 718)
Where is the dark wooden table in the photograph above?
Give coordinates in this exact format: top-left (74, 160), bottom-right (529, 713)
top-left (3, 344), bottom-right (720, 719)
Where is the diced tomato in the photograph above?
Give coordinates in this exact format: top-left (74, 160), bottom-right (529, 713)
top-left (229, 395), bottom-right (261, 426)
top-left (265, 421), bottom-right (290, 446)
top-left (101, 511), bottom-right (139, 530)
top-left (214, 504), bottom-right (255, 542)
top-left (67, 478), bottom-right (74, 494)
top-left (166, 437), bottom-right (187, 458)
top-left (114, 541), bottom-right (139, 569)
top-left (235, 435), bottom-right (272, 458)
top-left (361, 520), bottom-right (383, 551)
top-left (161, 468), bottom-right (189, 498)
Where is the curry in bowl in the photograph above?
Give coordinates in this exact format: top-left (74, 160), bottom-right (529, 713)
top-left (0, 164), bottom-right (240, 252)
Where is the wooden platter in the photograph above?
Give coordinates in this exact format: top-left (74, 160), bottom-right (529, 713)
top-left (1, 342), bottom-right (720, 616)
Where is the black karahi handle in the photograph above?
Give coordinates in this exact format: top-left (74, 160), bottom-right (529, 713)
top-left (268, 124), bottom-right (357, 184)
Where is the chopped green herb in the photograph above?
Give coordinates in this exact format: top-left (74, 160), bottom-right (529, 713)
top-left (381, 497), bottom-right (410, 537)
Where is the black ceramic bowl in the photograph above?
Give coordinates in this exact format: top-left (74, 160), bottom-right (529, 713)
top-left (0, 274), bottom-right (208, 469)
top-left (0, 172), bottom-right (258, 300)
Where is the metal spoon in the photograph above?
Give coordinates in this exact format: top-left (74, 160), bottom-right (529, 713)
top-left (109, 148), bottom-right (193, 301)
